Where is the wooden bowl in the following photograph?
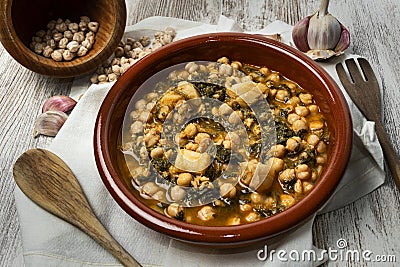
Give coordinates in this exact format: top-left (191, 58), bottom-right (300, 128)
top-left (0, 0), bottom-right (126, 78)
top-left (94, 33), bottom-right (353, 247)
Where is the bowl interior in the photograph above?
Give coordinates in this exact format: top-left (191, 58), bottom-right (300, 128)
top-left (95, 33), bottom-right (352, 246)
top-left (1, 0), bottom-right (126, 77)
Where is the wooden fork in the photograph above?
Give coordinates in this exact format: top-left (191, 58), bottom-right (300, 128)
top-left (336, 58), bottom-right (400, 190)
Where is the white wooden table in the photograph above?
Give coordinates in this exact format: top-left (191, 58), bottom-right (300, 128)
top-left (1, 0), bottom-right (400, 266)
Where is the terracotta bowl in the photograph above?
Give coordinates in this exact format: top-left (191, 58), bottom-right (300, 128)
top-left (0, 0), bottom-right (126, 78)
top-left (94, 33), bottom-right (352, 247)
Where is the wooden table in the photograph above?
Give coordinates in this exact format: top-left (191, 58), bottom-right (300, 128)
top-left (1, 0), bottom-right (399, 266)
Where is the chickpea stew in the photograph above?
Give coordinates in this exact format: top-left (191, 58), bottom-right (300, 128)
top-left (120, 57), bottom-right (330, 226)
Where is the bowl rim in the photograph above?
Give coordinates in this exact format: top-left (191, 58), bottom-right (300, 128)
top-left (94, 32), bottom-right (352, 245)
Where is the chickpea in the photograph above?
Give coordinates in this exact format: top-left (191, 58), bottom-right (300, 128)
top-left (150, 147), bottom-right (164, 158)
top-left (294, 179), bottom-right (303, 194)
top-left (271, 157), bottom-right (284, 173)
top-left (194, 133), bottom-right (211, 144)
top-left (227, 217), bottom-right (241, 226)
top-left (185, 62), bottom-right (199, 73)
top-left (167, 203), bottom-right (183, 218)
top-left (307, 134), bottom-right (320, 147)
top-left (287, 113), bottom-right (301, 125)
top-left (286, 137), bottom-right (301, 152)
top-left (170, 186), bottom-right (186, 201)
top-left (295, 164), bottom-right (311, 180)
top-left (181, 123), bottom-right (197, 138)
top-left (279, 168), bottom-right (295, 183)
top-left (197, 206), bottom-right (215, 221)
top-left (231, 61), bottom-right (242, 70)
top-left (303, 182), bottom-right (314, 194)
top-left (138, 110), bottom-right (151, 122)
top-left (259, 67), bottom-right (270, 76)
top-left (135, 99), bottom-right (147, 110)
top-left (219, 64), bottom-right (233, 76)
top-left (220, 183), bottom-right (237, 198)
top-left (143, 129), bottom-right (159, 147)
top-left (267, 73), bottom-right (280, 83)
top-left (275, 90), bottom-right (289, 101)
top-left (309, 120), bottom-right (324, 131)
top-left (280, 194), bottom-right (295, 208)
top-left (292, 119), bottom-right (308, 133)
top-left (217, 56), bottom-right (230, 64)
top-left (287, 96), bottom-right (301, 106)
top-left (250, 192), bottom-right (262, 204)
top-left (223, 140), bottom-right (232, 149)
top-left (316, 141), bottom-right (327, 153)
top-left (263, 196), bottom-right (275, 209)
top-left (175, 133), bottom-right (188, 146)
top-left (157, 105), bottom-right (170, 121)
top-left (283, 81), bottom-right (297, 90)
top-left (240, 203), bottom-right (253, 212)
top-left (197, 138), bottom-right (212, 153)
top-left (299, 93), bottom-right (313, 105)
top-left (295, 106), bottom-right (310, 117)
top-left (311, 171), bottom-right (318, 181)
top-left (185, 142), bottom-right (198, 151)
top-left (308, 104), bottom-right (319, 113)
top-left (245, 212), bottom-right (261, 222)
top-left (130, 121), bottom-right (143, 134)
top-left (269, 144), bottom-right (286, 158)
top-left (177, 173), bottom-right (193, 186)
top-left (316, 154), bottom-right (327, 164)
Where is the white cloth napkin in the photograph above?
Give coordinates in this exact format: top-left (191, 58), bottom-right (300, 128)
top-left (14, 16), bottom-right (385, 267)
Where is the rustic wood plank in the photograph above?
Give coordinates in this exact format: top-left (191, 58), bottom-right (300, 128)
top-left (1, 0), bottom-right (400, 266)
top-left (0, 45), bottom-right (73, 265)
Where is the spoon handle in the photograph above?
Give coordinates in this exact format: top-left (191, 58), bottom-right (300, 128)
top-left (81, 213), bottom-right (142, 267)
top-left (13, 149), bottom-right (141, 267)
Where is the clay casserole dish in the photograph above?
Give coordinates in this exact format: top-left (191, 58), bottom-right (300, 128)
top-left (94, 33), bottom-right (352, 247)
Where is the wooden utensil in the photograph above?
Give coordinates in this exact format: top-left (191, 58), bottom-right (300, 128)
top-left (336, 58), bottom-right (400, 190)
top-left (13, 148), bottom-right (141, 267)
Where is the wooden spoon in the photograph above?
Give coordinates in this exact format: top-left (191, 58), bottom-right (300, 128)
top-left (13, 148), bottom-right (141, 267)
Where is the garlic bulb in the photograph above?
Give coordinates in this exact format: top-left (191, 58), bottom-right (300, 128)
top-left (33, 110), bottom-right (68, 137)
top-left (42, 95), bottom-right (77, 113)
top-left (292, 0), bottom-right (350, 60)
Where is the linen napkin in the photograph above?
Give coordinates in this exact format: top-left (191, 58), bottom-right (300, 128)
top-left (14, 16), bottom-right (385, 267)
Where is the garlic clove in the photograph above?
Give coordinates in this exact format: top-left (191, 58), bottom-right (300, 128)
top-left (42, 95), bottom-right (77, 113)
top-left (292, 16), bottom-right (311, 52)
top-left (334, 24), bottom-right (350, 52)
top-left (33, 110), bottom-right (68, 138)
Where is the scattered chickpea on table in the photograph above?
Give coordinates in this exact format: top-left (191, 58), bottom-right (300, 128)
top-left (91, 27), bottom-right (177, 84)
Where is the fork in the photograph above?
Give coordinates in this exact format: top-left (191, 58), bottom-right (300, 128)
top-left (336, 58), bottom-right (400, 190)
